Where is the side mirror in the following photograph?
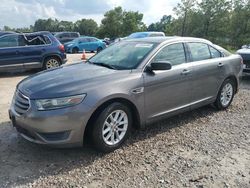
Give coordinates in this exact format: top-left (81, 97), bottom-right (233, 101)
top-left (149, 61), bottom-right (172, 71)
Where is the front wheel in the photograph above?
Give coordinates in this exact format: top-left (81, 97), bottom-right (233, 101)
top-left (214, 79), bottom-right (235, 110)
top-left (91, 102), bottom-right (132, 152)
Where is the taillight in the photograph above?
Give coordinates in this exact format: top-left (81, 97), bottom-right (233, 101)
top-left (59, 44), bottom-right (65, 53)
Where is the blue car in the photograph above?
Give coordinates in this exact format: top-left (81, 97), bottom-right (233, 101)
top-left (127, 32), bottom-right (165, 39)
top-left (64, 36), bottom-right (106, 53)
top-left (0, 31), bottom-right (67, 72)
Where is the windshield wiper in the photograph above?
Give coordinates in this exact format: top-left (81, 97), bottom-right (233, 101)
top-left (91, 62), bottom-right (117, 70)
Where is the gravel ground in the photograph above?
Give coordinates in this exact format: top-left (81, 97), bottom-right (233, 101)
top-left (0, 60), bottom-right (249, 188)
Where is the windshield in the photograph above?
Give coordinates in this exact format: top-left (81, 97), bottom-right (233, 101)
top-left (89, 41), bottom-right (156, 70)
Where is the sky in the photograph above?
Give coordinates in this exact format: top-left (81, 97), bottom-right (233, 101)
top-left (0, 0), bottom-right (180, 29)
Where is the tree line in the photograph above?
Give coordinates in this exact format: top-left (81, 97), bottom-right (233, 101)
top-left (2, 0), bottom-right (250, 49)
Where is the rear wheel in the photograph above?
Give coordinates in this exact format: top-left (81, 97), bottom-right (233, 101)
top-left (72, 47), bottom-right (79, 54)
top-left (43, 57), bottom-right (61, 70)
top-left (214, 78), bottom-right (235, 110)
top-left (91, 102), bottom-right (132, 152)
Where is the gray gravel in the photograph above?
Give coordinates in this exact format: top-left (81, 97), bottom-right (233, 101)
top-left (0, 74), bottom-right (249, 188)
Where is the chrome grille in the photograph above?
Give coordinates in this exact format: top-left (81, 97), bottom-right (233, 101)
top-left (14, 91), bottom-right (30, 115)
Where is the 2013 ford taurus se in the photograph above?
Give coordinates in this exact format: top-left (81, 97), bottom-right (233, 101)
top-left (9, 37), bottom-right (242, 152)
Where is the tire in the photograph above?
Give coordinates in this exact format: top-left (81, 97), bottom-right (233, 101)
top-left (214, 78), bottom-right (235, 110)
top-left (43, 57), bottom-right (61, 70)
top-left (91, 102), bottom-right (132, 152)
top-left (72, 47), bottom-right (79, 54)
top-left (97, 47), bottom-right (103, 53)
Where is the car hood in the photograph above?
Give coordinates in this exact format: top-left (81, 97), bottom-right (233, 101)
top-left (18, 63), bottom-right (132, 99)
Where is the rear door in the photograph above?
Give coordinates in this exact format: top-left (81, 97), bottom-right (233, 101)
top-left (88, 38), bottom-right (99, 51)
top-left (0, 34), bottom-right (23, 70)
top-left (143, 42), bottom-right (194, 122)
top-left (186, 42), bottom-right (225, 104)
top-left (20, 35), bottom-right (51, 69)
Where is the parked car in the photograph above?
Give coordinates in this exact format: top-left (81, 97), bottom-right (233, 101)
top-left (127, 31), bottom-right (166, 39)
top-left (9, 37), bottom-right (242, 152)
top-left (237, 48), bottom-right (250, 75)
top-left (64, 36), bottom-right (106, 53)
top-left (0, 31), bottom-right (16, 37)
top-left (54, 32), bottom-right (80, 44)
top-left (0, 31), bottom-right (67, 72)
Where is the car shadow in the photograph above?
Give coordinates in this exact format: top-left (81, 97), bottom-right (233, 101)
top-left (0, 105), bottom-right (218, 187)
top-left (0, 70), bottom-right (37, 78)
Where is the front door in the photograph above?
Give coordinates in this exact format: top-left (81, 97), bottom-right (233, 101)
top-left (0, 34), bottom-right (23, 70)
top-left (143, 43), bottom-right (193, 123)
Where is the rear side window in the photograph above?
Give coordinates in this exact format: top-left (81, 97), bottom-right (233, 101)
top-left (153, 43), bottom-right (186, 66)
top-left (149, 33), bottom-right (164, 37)
top-left (188, 43), bottom-right (211, 61)
top-left (71, 33), bottom-right (79, 38)
top-left (209, 46), bottom-right (222, 58)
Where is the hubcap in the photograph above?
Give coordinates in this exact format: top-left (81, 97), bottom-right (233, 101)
top-left (102, 110), bottom-right (128, 146)
top-left (46, 59), bottom-right (60, 69)
top-left (220, 83), bottom-right (233, 107)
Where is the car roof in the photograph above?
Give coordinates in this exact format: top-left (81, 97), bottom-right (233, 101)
top-left (126, 36), bottom-right (213, 45)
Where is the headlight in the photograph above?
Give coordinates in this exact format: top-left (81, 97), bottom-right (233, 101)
top-left (36, 94), bottom-right (86, 111)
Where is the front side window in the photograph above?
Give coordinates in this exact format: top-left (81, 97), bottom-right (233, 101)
top-left (88, 38), bottom-right (97, 42)
top-left (89, 41), bottom-right (156, 70)
top-left (188, 43), bottom-right (211, 61)
top-left (79, 38), bottom-right (88, 43)
top-left (0, 35), bottom-right (18, 48)
top-left (152, 43), bottom-right (186, 66)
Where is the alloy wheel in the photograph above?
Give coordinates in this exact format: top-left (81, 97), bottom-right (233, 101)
top-left (46, 59), bottom-right (60, 69)
top-left (102, 110), bottom-right (128, 146)
top-left (220, 83), bottom-right (233, 107)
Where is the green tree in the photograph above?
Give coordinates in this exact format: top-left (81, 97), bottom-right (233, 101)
top-left (122, 11), bottom-right (145, 36)
top-left (97, 6), bottom-right (146, 38)
top-left (148, 15), bottom-right (172, 32)
top-left (230, 0), bottom-right (250, 48)
top-left (74, 19), bottom-right (98, 36)
top-left (174, 0), bottom-right (196, 36)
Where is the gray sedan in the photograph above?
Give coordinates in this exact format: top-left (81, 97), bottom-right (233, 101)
top-left (9, 37), bottom-right (242, 152)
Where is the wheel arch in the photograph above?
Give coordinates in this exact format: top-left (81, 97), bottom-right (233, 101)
top-left (84, 97), bottom-right (141, 142)
top-left (43, 54), bottom-right (63, 65)
top-left (225, 75), bottom-right (238, 94)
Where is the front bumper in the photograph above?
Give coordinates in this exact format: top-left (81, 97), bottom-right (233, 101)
top-left (9, 98), bottom-right (93, 147)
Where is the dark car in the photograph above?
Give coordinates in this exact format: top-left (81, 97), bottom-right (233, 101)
top-left (0, 31), bottom-right (67, 72)
top-left (237, 48), bottom-right (250, 75)
top-left (0, 31), bottom-right (16, 37)
top-left (127, 32), bottom-right (166, 39)
top-left (54, 32), bottom-right (80, 44)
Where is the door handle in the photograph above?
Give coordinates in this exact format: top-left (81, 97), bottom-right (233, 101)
top-left (181, 69), bottom-right (191, 75)
top-left (218, 63), bottom-right (224, 67)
